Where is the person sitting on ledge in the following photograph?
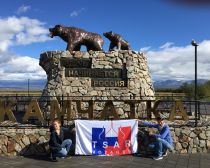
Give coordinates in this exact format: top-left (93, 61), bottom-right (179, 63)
top-left (139, 117), bottom-right (174, 160)
top-left (49, 118), bottom-right (72, 162)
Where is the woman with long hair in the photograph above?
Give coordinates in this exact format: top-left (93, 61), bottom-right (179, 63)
top-left (49, 118), bottom-right (72, 162)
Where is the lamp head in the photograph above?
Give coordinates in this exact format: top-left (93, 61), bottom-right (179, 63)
top-left (191, 39), bottom-right (198, 46)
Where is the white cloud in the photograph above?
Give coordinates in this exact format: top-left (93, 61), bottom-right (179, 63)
top-left (70, 8), bottom-right (85, 17)
top-left (0, 16), bottom-right (50, 51)
top-left (140, 46), bottom-right (151, 52)
top-left (0, 16), bottom-right (50, 80)
top-left (0, 52), bottom-right (46, 80)
top-left (159, 42), bottom-right (174, 49)
top-left (147, 40), bottom-right (210, 81)
top-left (0, 40), bottom-right (12, 52)
top-left (16, 5), bottom-right (31, 15)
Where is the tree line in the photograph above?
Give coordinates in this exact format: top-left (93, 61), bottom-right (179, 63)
top-left (155, 80), bottom-right (210, 100)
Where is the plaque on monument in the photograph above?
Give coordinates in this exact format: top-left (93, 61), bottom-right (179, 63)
top-left (61, 57), bottom-right (92, 68)
top-left (65, 68), bottom-right (123, 78)
top-left (59, 51), bottom-right (128, 87)
top-left (91, 79), bottom-right (127, 87)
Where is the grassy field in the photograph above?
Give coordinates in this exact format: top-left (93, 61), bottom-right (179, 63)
top-left (155, 92), bottom-right (186, 97)
top-left (0, 90), bottom-right (186, 97)
top-left (0, 90), bottom-right (42, 96)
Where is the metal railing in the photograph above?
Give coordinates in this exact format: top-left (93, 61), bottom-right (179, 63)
top-left (0, 95), bottom-right (209, 127)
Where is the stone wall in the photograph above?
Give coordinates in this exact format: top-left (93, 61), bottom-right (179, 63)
top-left (0, 128), bottom-right (50, 156)
top-left (39, 50), bottom-right (155, 118)
top-left (139, 126), bottom-right (210, 155)
top-left (1, 126), bottom-right (210, 156)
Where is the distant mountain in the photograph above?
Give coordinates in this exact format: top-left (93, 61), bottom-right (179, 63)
top-left (0, 79), bottom-right (209, 90)
top-left (0, 79), bottom-right (47, 90)
top-left (153, 79), bottom-right (208, 89)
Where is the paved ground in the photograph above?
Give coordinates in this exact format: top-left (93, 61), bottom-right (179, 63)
top-left (1, 153), bottom-right (210, 168)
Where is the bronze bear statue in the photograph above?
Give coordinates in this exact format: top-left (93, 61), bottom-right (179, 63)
top-left (103, 31), bottom-right (131, 51)
top-left (49, 25), bottom-right (104, 51)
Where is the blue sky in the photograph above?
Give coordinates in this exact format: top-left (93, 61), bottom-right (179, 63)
top-left (0, 0), bottom-right (210, 81)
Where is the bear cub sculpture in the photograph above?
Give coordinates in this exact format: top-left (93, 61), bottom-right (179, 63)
top-left (49, 25), bottom-right (104, 52)
top-left (103, 31), bottom-right (131, 51)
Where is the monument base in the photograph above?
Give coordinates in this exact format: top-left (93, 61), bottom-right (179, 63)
top-left (39, 50), bottom-right (155, 118)
top-left (0, 125), bottom-right (209, 156)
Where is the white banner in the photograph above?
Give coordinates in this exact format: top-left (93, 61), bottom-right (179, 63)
top-left (75, 120), bottom-right (138, 156)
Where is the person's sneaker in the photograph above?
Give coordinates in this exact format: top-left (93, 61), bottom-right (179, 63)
top-left (51, 157), bottom-right (58, 162)
top-left (153, 156), bottom-right (163, 160)
top-left (169, 148), bottom-right (175, 154)
top-left (162, 151), bottom-right (168, 157)
top-left (168, 147), bottom-right (175, 153)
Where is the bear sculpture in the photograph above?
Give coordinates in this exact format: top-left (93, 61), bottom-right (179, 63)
top-left (49, 25), bottom-right (104, 51)
top-left (103, 31), bottom-right (131, 51)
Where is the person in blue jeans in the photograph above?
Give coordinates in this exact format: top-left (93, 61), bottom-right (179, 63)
top-left (139, 117), bottom-right (174, 160)
top-left (49, 118), bottom-right (72, 162)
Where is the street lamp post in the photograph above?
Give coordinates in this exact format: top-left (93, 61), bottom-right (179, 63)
top-left (28, 79), bottom-right (30, 97)
top-left (191, 39), bottom-right (198, 126)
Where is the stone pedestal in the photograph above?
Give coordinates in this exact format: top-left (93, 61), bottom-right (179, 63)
top-left (39, 50), bottom-right (155, 118)
top-left (1, 126), bottom-right (210, 156)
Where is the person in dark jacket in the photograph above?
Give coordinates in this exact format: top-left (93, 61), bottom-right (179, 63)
top-left (49, 118), bottom-right (72, 162)
top-left (139, 117), bottom-right (174, 160)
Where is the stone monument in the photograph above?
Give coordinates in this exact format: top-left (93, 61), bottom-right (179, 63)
top-left (39, 50), bottom-right (155, 118)
top-left (39, 25), bottom-right (155, 119)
